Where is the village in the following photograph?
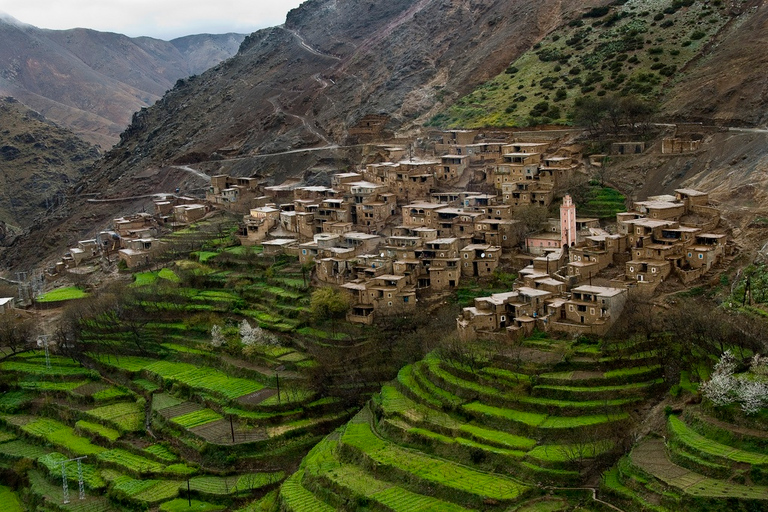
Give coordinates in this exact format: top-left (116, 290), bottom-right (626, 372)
top-left (46, 126), bottom-right (728, 340)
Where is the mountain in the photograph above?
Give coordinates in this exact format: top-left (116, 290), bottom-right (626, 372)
top-left (0, 12), bottom-right (245, 148)
top-left (84, 0), bottom-right (610, 180)
top-left (4, 0), bottom-right (768, 271)
top-left (0, 97), bottom-right (98, 237)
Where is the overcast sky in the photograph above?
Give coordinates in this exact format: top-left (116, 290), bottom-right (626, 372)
top-left (0, 0), bottom-right (306, 40)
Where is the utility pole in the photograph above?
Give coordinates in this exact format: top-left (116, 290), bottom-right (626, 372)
top-left (60, 456), bottom-right (87, 503)
top-left (40, 335), bottom-right (51, 370)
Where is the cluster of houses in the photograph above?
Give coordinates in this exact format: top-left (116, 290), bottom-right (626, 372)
top-left (202, 129), bottom-right (727, 335)
top-left (38, 125), bottom-right (726, 340)
top-left (52, 196), bottom-right (210, 273)
top-left (458, 188), bottom-right (726, 340)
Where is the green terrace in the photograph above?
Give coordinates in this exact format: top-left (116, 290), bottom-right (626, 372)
top-left (601, 405), bottom-right (768, 511)
top-left (281, 333), bottom-right (666, 510)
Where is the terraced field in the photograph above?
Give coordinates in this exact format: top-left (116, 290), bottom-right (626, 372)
top-left (281, 336), bottom-right (666, 510)
top-left (601, 406), bottom-right (768, 511)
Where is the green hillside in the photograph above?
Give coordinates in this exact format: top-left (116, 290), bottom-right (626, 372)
top-left (430, 0), bottom-right (730, 128)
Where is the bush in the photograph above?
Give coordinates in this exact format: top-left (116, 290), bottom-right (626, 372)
top-left (583, 6), bottom-right (610, 18)
top-left (690, 30), bottom-right (706, 40)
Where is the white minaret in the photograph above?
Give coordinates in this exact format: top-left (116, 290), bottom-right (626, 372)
top-left (560, 194), bottom-right (577, 248)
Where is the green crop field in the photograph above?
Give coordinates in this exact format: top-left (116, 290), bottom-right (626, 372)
top-left (98, 448), bottom-right (165, 474)
top-left (38, 452), bottom-right (106, 490)
top-left (86, 401), bottom-right (144, 432)
top-left (668, 416), bottom-right (768, 465)
top-left (171, 408), bottom-right (223, 429)
top-left (342, 409), bottom-right (530, 501)
top-left (36, 286), bottom-right (89, 302)
top-left (160, 499), bottom-right (226, 511)
top-left (0, 485), bottom-right (24, 512)
top-left (21, 417), bottom-right (106, 455)
top-left (281, 470), bottom-right (334, 512)
top-left (76, 420), bottom-right (121, 442)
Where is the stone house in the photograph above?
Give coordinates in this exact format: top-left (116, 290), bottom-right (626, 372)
top-left (173, 204), bottom-right (208, 225)
top-left (611, 142), bottom-right (645, 155)
top-left (114, 213), bottom-right (158, 239)
top-left (239, 206), bottom-right (281, 245)
top-left (548, 285), bottom-right (627, 335)
top-left (118, 238), bottom-right (161, 268)
top-left (439, 155), bottom-right (469, 182)
top-left (343, 274), bottom-right (417, 324)
top-left (460, 244), bottom-right (501, 277)
top-left (662, 138), bottom-right (701, 154)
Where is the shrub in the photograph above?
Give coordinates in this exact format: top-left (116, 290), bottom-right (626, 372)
top-left (690, 30), bottom-right (706, 40)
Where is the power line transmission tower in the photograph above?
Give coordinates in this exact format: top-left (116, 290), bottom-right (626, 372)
top-left (60, 456), bottom-right (88, 503)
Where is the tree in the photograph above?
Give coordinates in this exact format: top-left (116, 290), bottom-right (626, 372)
top-left (310, 287), bottom-right (350, 335)
top-left (511, 205), bottom-right (549, 247)
top-left (0, 314), bottom-right (35, 360)
top-left (210, 325), bottom-right (225, 348)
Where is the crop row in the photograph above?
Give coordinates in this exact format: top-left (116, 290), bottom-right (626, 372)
top-left (341, 408), bottom-right (529, 502)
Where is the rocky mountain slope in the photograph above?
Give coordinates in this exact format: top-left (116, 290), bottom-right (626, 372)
top-left (0, 97), bottom-right (98, 238)
top-left (5, 0), bottom-right (768, 272)
top-left (431, 0), bottom-right (767, 128)
top-left (0, 13), bottom-right (244, 147)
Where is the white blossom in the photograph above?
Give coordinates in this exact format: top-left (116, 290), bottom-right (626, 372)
top-left (701, 371), bottom-right (737, 406)
top-left (736, 377), bottom-right (768, 415)
top-left (210, 325), bottom-right (225, 348)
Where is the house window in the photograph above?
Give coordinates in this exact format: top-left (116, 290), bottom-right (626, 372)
top-left (403, 296), bottom-right (409, 303)
top-left (629, 266), bottom-right (635, 272)
top-left (569, 305), bottom-right (574, 312)
top-left (388, 293), bottom-right (392, 298)
top-left (590, 308), bottom-right (595, 315)
top-left (688, 252), bottom-right (692, 258)
top-left (302, 249), bottom-right (307, 255)
top-left (388, 301), bottom-right (392, 306)
top-left (652, 268), bottom-right (657, 273)
top-left (464, 254), bottom-right (468, 258)
top-left (699, 254), bottom-right (704, 259)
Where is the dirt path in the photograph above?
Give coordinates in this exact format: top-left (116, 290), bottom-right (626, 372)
top-left (284, 28), bottom-right (341, 61)
top-left (171, 165), bottom-right (211, 182)
top-left (268, 96), bottom-right (332, 145)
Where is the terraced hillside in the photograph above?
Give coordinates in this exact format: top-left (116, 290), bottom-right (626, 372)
top-left (281, 335), bottom-right (667, 510)
top-left (0, 218), bottom-right (400, 511)
top-left (431, 0), bottom-right (735, 128)
top-left (603, 406), bottom-right (768, 511)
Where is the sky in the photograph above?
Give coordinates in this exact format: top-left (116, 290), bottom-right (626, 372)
top-left (0, 0), bottom-right (306, 40)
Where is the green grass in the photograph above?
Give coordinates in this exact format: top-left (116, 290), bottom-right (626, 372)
top-left (144, 443), bottom-right (178, 462)
top-left (76, 420), bottom-right (121, 442)
top-left (578, 186), bottom-right (626, 219)
top-left (36, 286), bottom-right (89, 302)
top-left (186, 472), bottom-right (284, 495)
top-left (86, 401), bottom-right (144, 432)
top-left (160, 499), bottom-right (225, 512)
top-left (668, 415), bottom-right (768, 465)
top-left (0, 485), bottom-right (24, 512)
top-left (342, 408), bottom-right (530, 502)
top-left (0, 439), bottom-right (50, 459)
top-left (111, 475), bottom-right (180, 503)
top-left (143, 360), bottom-right (265, 400)
top-left (20, 417), bottom-right (106, 455)
top-left (133, 271), bottom-right (159, 286)
top-left (280, 470), bottom-right (335, 512)
top-left (171, 408), bottom-right (223, 429)
top-left (98, 448), bottom-right (165, 474)
top-left (0, 390), bottom-right (35, 412)
top-left (158, 268), bottom-right (180, 282)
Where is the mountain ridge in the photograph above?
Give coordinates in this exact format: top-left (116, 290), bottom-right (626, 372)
top-left (0, 16), bottom-right (245, 147)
